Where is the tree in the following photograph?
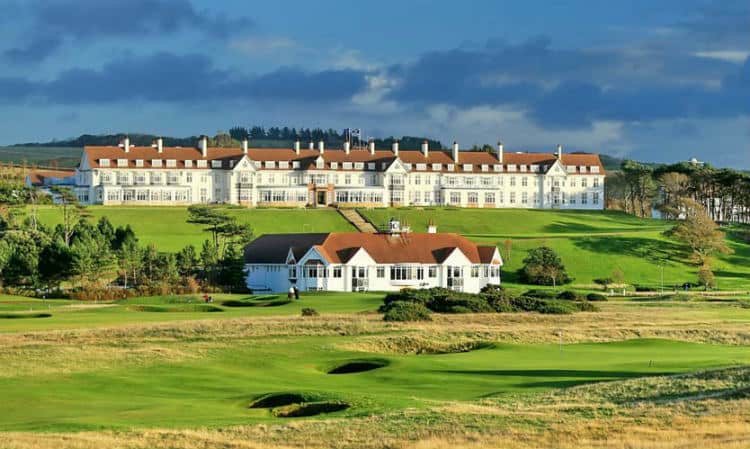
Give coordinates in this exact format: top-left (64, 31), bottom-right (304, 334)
top-left (51, 187), bottom-right (87, 246)
top-left (38, 238), bottom-right (73, 289)
top-left (658, 172), bottom-right (690, 219)
top-left (520, 246), bottom-right (571, 287)
top-left (672, 198), bottom-right (732, 265)
top-left (187, 205), bottom-right (253, 262)
top-left (611, 267), bottom-right (625, 286)
top-left (697, 264), bottom-right (716, 290)
top-left (216, 245), bottom-right (247, 291)
top-left (176, 245), bottom-right (199, 277)
top-left (117, 235), bottom-right (142, 288)
top-left (70, 229), bottom-right (117, 287)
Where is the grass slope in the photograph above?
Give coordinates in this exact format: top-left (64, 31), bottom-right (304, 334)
top-left (32, 205), bottom-right (354, 252)
top-left (360, 208), bottom-right (750, 290)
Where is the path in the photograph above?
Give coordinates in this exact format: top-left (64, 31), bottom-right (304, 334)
top-left (338, 208), bottom-right (377, 233)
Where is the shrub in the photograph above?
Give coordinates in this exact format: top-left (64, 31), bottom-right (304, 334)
top-left (382, 301), bottom-right (432, 322)
top-left (575, 300), bottom-right (599, 312)
top-left (533, 299), bottom-right (577, 315)
top-left (523, 289), bottom-right (557, 299)
top-left (634, 285), bottom-right (655, 292)
top-left (586, 293), bottom-right (607, 302)
top-left (301, 307), bottom-right (319, 317)
top-left (556, 290), bottom-right (579, 300)
top-left (519, 246), bottom-right (572, 286)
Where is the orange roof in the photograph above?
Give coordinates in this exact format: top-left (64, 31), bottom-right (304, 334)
top-left (26, 169), bottom-right (75, 186)
top-left (244, 232), bottom-right (499, 265)
top-left (83, 145), bottom-right (604, 174)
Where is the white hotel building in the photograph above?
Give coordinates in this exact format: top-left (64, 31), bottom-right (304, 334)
top-left (73, 136), bottom-right (606, 209)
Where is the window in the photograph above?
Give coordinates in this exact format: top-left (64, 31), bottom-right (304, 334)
top-left (330, 162), bottom-right (338, 169)
top-left (117, 159), bottom-right (128, 167)
top-left (100, 159), bottom-right (110, 167)
top-left (390, 265), bottom-right (415, 280)
top-left (428, 266), bottom-right (438, 278)
top-left (498, 191), bottom-right (504, 203)
top-left (377, 266), bottom-right (385, 278)
top-left (471, 266), bottom-right (480, 278)
top-left (481, 177), bottom-right (491, 186)
top-left (166, 159), bottom-right (176, 167)
top-left (354, 162), bottom-right (364, 170)
top-left (345, 174), bottom-right (352, 185)
top-left (200, 188), bottom-right (208, 203)
top-left (510, 177), bottom-right (516, 187)
top-left (368, 163), bottom-right (375, 170)
top-left (184, 160), bottom-right (193, 168)
top-left (152, 159), bottom-right (163, 167)
top-left (581, 192), bottom-right (588, 204)
top-left (468, 192), bottom-right (478, 204)
top-left (135, 159), bottom-right (144, 167)
top-left (493, 164), bottom-right (502, 171)
top-left (522, 192), bottom-right (528, 204)
top-left (413, 175), bottom-right (421, 185)
top-left (510, 192), bottom-right (516, 203)
top-left (485, 192), bottom-right (495, 204)
top-left (593, 178), bottom-right (600, 188)
top-left (465, 177), bottom-right (475, 186)
top-left (521, 177), bottom-right (528, 187)
top-left (581, 178), bottom-right (588, 188)
top-left (333, 266), bottom-right (342, 278)
top-left (569, 178), bottom-right (575, 187)
top-left (432, 163), bottom-right (442, 171)
top-left (197, 160), bottom-right (207, 168)
top-left (593, 192), bottom-right (600, 205)
top-left (450, 192), bottom-right (461, 204)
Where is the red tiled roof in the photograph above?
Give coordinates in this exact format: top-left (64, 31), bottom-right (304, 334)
top-left (83, 145), bottom-right (605, 174)
top-left (26, 169), bottom-right (75, 186)
top-left (244, 232), bottom-right (501, 265)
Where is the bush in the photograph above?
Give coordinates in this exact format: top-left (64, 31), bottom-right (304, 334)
top-left (575, 300), bottom-right (599, 312)
top-left (523, 289), bottom-right (557, 299)
top-left (301, 307), bottom-right (319, 317)
top-left (519, 246), bottom-right (572, 286)
top-left (382, 301), bottom-right (432, 322)
top-left (634, 285), bottom-right (655, 292)
top-left (556, 290), bottom-right (580, 300)
top-left (586, 293), bottom-right (607, 302)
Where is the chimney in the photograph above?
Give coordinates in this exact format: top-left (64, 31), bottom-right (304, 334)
top-left (241, 138), bottom-right (249, 155)
top-left (199, 135), bottom-right (208, 158)
top-left (392, 140), bottom-right (399, 156)
top-left (151, 137), bottom-right (163, 153)
top-left (318, 140), bottom-right (325, 153)
top-left (452, 141), bottom-right (459, 163)
top-left (427, 219), bottom-right (437, 234)
top-left (497, 141), bottom-right (503, 163)
top-left (556, 144), bottom-right (562, 159)
top-left (121, 136), bottom-right (131, 153)
top-left (294, 140), bottom-right (301, 155)
top-left (421, 140), bottom-right (429, 157)
top-left (308, 141), bottom-right (315, 150)
top-left (343, 140), bottom-right (351, 154)
top-left (368, 139), bottom-right (375, 155)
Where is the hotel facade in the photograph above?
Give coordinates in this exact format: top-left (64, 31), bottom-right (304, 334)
top-left (73, 136), bottom-right (606, 210)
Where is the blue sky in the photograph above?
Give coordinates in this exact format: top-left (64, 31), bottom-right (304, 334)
top-left (0, 0), bottom-right (747, 167)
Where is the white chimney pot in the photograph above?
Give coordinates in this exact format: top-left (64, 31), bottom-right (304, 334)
top-left (294, 140), bottom-right (301, 154)
top-left (421, 140), bottom-right (429, 157)
top-left (392, 141), bottom-right (399, 156)
top-left (368, 140), bottom-right (375, 155)
top-left (343, 141), bottom-right (351, 154)
top-left (318, 140), bottom-right (325, 153)
top-left (452, 141), bottom-right (459, 163)
top-left (241, 138), bottom-right (249, 154)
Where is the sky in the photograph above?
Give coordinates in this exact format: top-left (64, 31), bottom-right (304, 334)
top-left (0, 0), bottom-right (748, 167)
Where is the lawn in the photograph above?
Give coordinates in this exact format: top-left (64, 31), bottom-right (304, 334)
top-left (32, 205), bottom-right (355, 252)
top-left (360, 208), bottom-right (750, 290)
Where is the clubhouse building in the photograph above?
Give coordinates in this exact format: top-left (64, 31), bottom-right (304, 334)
top-left (243, 223), bottom-right (502, 294)
top-left (71, 136), bottom-right (606, 210)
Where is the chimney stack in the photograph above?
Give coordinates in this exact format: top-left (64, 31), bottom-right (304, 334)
top-left (308, 141), bottom-right (315, 150)
top-left (427, 219), bottom-right (437, 234)
top-left (421, 140), bottom-right (429, 157)
top-left (452, 141), bottom-right (459, 163)
top-left (294, 140), bottom-right (301, 155)
top-left (343, 140), bottom-right (351, 154)
top-left (497, 141), bottom-right (503, 163)
top-left (392, 140), bottom-right (399, 156)
top-left (151, 137), bottom-right (163, 153)
top-left (199, 135), bottom-right (208, 158)
top-left (121, 136), bottom-right (131, 153)
top-left (368, 139), bottom-right (375, 155)
top-left (241, 138), bottom-right (249, 155)
top-left (556, 144), bottom-right (562, 159)
top-left (318, 140), bottom-right (325, 153)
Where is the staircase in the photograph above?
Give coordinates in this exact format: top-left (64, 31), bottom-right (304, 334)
top-left (338, 208), bottom-right (377, 233)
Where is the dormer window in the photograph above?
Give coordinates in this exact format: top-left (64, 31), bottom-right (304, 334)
top-left (507, 164), bottom-right (517, 172)
top-left (117, 159), bottom-right (128, 167)
top-left (416, 163), bottom-right (427, 171)
top-left (493, 164), bottom-right (502, 171)
top-left (367, 162), bottom-right (375, 170)
top-left (152, 159), bottom-right (163, 167)
top-left (166, 159), bottom-right (176, 167)
top-left (211, 160), bottom-right (222, 168)
top-left (343, 162), bottom-right (352, 170)
top-left (566, 165), bottom-right (576, 173)
top-left (265, 161), bottom-right (275, 169)
top-left (292, 161), bottom-right (300, 169)
top-left (520, 165), bottom-right (528, 172)
top-left (462, 164), bottom-right (472, 171)
top-left (316, 159), bottom-right (324, 169)
top-left (279, 161), bottom-right (289, 169)
top-left (481, 164), bottom-right (489, 172)
top-left (447, 164), bottom-right (455, 171)
top-left (403, 163), bottom-right (411, 170)
top-left (531, 164), bottom-right (539, 172)
top-left (432, 163), bottom-right (442, 171)
top-left (99, 159), bottom-right (110, 167)
top-left (197, 160), bottom-right (207, 168)
top-left (330, 162), bottom-right (338, 169)
top-left (579, 165), bottom-right (587, 173)
top-left (590, 166), bottom-right (600, 173)
top-left (354, 162), bottom-right (364, 169)
top-left (184, 160), bottom-right (193, 168)
top-left (135, 159), bottom-right (144, 167)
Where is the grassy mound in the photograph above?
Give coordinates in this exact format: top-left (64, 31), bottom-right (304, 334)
top-left (249, 392), bottom-right (318, 409)
top-left (272, 401), bottom-right (350, 417)
top-left (127, 304), bottom-right (223, 313)
top-left (327, 359), bottom-right (389, 374)
top-left (221, 296), bottom-right (291, 308)
top-left (0, 312), bottom-right (52, 319)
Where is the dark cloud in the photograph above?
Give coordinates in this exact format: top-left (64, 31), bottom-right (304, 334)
top-left (2, 0), bottom-right (252, 63)
top-left (0, 52), bottom-right (369, 104)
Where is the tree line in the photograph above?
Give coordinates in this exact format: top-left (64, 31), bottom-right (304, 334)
top-left (0, 192), bottom-right (252, 299)
top-left (607, 160), bottom-right (750, 223)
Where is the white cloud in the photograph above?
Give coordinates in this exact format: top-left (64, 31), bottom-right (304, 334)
top-left (693, 50), bottom-right (750, 64)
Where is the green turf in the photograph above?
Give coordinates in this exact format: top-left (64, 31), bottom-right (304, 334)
top-left (2, 335), bottom-right (748, 431)
top-left (360, 208), bottom-right (750, 290)
top-left (31, 205), bottom-right (355, 252)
